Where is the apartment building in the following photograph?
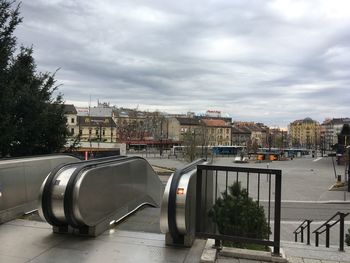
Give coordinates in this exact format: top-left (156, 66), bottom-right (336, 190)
top-left (202, 119), bottom-right (231, 146)
top-left (63, 104), bottom-right (79, 137)
top-left (289, 117), bottom-right (320, 148)
top-left (78, 116), bottom-right (117, 143)
top-left (321, 118), bottom-right (350, 150)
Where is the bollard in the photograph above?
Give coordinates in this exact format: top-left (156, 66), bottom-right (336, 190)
top-left (337, 175), bottom-right (342, 182)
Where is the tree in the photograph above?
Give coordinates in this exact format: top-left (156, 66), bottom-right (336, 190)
top-left (209, 182), bottom-right (270, 249)
top-left (0, 0), bottom-right (68, 157)
top-left (182, 129), bottom-right (200, 162)
top-left (182, 124), bottom-right (208, 162)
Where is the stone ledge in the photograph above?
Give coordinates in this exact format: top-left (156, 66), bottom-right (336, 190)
top-left (200, 239), bottom-right (288, 263)
top-left (200, 239), bottom-right (217, 263)
top-left (220, 247), bottom-right (288, 263)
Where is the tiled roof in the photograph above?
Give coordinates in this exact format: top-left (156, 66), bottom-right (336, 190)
top-left (202, 119), bottom-right (228, 127)
top-left (323, 118), bottom-right (350, 125)
top-left (177, 117), bottom-right (200, 126)
top-left (63, 104), bottom-right (77, 114)
top-left (232, 126), bottom-right (251, 134)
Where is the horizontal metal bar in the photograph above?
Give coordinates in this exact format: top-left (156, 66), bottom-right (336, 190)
top-left (197, 165), bottom-right (281, 175)
top-left (196, 232), bottom-right (275, 247)
top-left (294, 219), bottom-right (312, 233)
top-left (313, 212), bottom-right (350, 233)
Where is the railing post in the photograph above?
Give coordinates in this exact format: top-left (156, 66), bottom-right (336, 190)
top-left (315, 232), bottom-right (319, 247)
top-left (325, 224), bottom-right (330, 248)
top-left (273, 171), bottom-right (282, 256)
top-left (339, 213), bottom-right (345, 252)
top-left (195, 167), bottom-right (203, 234)
top-left (307, 220), bottom-right (311, 245)
top-left (212, 239), bottom-right (222, 251)
top-left (300, 226), bottom-right (304, 243)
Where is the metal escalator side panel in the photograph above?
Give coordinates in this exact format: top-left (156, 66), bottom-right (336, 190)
top-left (70, 158), bottom-right (162, 227)
top-left (37, 156), bottom-right (80, 226)
top-left (168, 159), bottom-right (205, 243)
top-left (160, 173), bottom-right (173, 233)
top-left (63, 156), bottom-right (132, 228)
top-left (39, 166), bottom-right (77, 225)
top-left (175, 170), bottom-right (197, 235)
top-left (50, 167), bottom-right (77, 223)
top-left (160, 170), bottom-right (196, 235)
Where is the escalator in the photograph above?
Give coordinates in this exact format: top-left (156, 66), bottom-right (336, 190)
top-left (160, 159), bottom-right (211, 247)
top-left (39, 156), bottom-right (163, 236)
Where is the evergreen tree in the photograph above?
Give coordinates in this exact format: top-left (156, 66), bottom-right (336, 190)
top-left (0, 0), bottom-right (68, 157)
top-left (209, 182), bottom-right (270, 249)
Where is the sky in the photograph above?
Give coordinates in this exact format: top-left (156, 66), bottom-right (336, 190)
top-left (15, 0), bottom-right (350, 127)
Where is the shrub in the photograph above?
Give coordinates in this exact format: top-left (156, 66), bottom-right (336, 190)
top-left (346, 228), bottom-right (350, 246)
top-left (209, 181), bottom-right (270, 249)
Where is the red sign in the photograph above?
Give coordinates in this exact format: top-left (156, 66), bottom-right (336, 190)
top-left (177, 188), bottom-right (185, 195)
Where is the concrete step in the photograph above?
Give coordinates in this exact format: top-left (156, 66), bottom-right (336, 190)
top-left (281, 241), bottom-right (350, 262)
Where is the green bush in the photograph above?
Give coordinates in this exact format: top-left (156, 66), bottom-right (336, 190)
top-left (346, 228), bottom-right (350, 246)
top-left (209, 181), bottom-right (270, 249)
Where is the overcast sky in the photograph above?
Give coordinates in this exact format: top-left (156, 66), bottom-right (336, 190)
top-left (16, 0), bottom-right (350, 127)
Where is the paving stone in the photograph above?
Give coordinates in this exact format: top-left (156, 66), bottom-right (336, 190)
top-left (287, 256), bottom-right (304, 263)
top-left (303, 259), bottom-right (322, 263)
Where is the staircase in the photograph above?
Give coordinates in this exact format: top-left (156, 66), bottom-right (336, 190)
top-left (281, 241), bottom-right (350, 262)
top-left (286, 212), bottom-right (350, 262)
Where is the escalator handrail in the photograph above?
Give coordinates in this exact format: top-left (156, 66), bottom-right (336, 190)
top-left (167, 158), bottom-right (205, 242)
top-left (41, 155), bottom-right (126, 226)
top-left (63, 156), bottom-right (156, 228)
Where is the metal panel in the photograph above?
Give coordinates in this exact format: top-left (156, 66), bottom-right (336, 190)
top-left (72, 158), bottom-right (162, 227)
top-left (160, 174), bottom-right (173, 233)
top-left (0, 155), bottom-right (79, 223)
top-left (51, 167), bottom-right (77, 223)
top-left (160, 160), bottom-right (208, 246)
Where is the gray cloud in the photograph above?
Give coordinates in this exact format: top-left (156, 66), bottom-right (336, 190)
top-left (15, 0), bottom-right (350, 127)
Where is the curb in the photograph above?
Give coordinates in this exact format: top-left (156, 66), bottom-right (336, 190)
top-left (200, 239), bottom-right (217, 263)
top-left (220, 247), bottom-right (288, 263)
top-left (200, 239), bottom-right (288, 263)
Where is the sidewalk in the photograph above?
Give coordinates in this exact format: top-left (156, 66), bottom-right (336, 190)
top-left (0, 219), bottom-right (206, 263)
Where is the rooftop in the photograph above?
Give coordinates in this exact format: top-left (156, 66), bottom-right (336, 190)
top-left (176, 117), bottom-right (201, 126)
top-left (63, 104), bottom-right (77, 115)
top-left (202, 119), bottom-right (229, 127)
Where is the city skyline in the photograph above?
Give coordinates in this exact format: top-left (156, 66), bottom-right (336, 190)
top-left (16, 0), bottom-right (350, 127)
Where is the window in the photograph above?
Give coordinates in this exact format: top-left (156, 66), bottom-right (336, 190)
top-left (102, 129), bottom-right (105, 136)
top-left (79, 129), bottom-right (82, 135)
top-left (96, 129), bottom-right (99, 135)
top-left (89, 129), bottom-right (92, 135)
top-left (70, 128), bottom-right (74, 135)
top-left (71, 117), bottom-right (75, 124)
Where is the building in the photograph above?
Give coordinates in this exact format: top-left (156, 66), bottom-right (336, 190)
top-left (202, 119), bottom-right (231, 146)
top-left (167, 117), bottom-right (201, 142)
top-left (289, 117), bottom-right (320, 149)
top-left (63, 104), bottom-right (78, 137)
top-left (250, 125), bottom-right (268, 148)
top-left (78, 116), bottom-right (117, 143)
top-left (321, 118), bottom-right (350, 150)
top-left (231, 126), bottom-right (251, 146)
top-left (231, 122), bottom-right (269, 147)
